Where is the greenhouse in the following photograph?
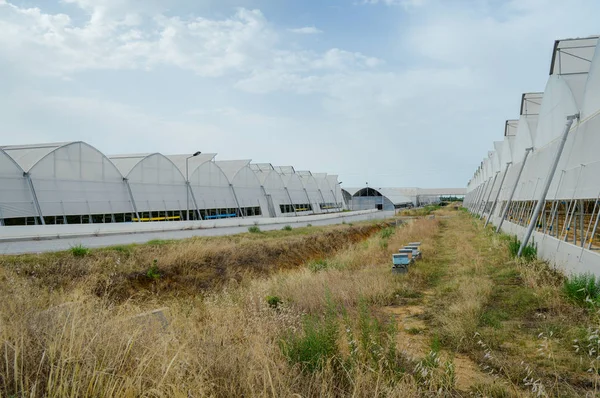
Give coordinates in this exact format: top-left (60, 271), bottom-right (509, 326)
top-left (250, 163), bottom-right (295, 217)
top-left (0, 144), bottom-right (346, 225)
top-left (110, 153), bottom-right (188, 221)
top-left (1, 142), bottom-right (133, 225)
top-left (215, 160), bottom-right (268, 218)
top-left (313, 173), bottom-right (339, 212)
top-left (274, 166), bottom-right (316, 215)
top-left (296, 171), bottom-right (325, 214)
top-left (465, 35), bottom-right (600, 274)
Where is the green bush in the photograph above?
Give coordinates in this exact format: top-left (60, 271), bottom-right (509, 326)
top-left (508, 236), bottom-right (520, 257)
top-left (281, 305), bottom-right (339, 372)
top-left (266, 295), bottom-right (282, 309)
top-left (507, 236), bottom-right (537, 261)
top-left (146, 259), bottom-right (161, 280)
top-left (282, 225), bottom-right (292, 231)
top-left (306, 223), bottom-right (312, 227)
top-left (70, 244), bottom-right (90, 257)
top-left (564, 273), bottom-right (600, 306)
top-left (248, 225), bottom-right (261, 233)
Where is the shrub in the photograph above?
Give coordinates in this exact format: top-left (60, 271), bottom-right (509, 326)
top-left (146, 259), bottom-right (161, 280)
top-left (248, 226), bottom-right (261, 233)
top-left (507, 235), bottom-right (537, 261)
top-left (520, 244), bottom-right (537, 261)
top-left (282, 225), bottom-right (292, 231)
top-left (564, 273), bottom-right (600, 306)
top-left (266, 295), bottom-right (282, 309)
top-left (70, 244), bottom-right (90, 257)
top-left (306, 223), bottom-right (312, 227)
top-left (508, 236), bottom-right (520, 257)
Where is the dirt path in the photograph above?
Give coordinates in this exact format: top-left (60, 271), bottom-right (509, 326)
top-left (383, 214), bottom-right (521, 396)
top-left (382, 211), bottom-right (600, 396)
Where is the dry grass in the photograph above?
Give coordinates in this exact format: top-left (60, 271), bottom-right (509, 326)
top-left (0, 218), bottom-right (445, 397)
top-left (2, 209), bottom-right (597, 397)
top-left (0, 222), bottom-right (382, 303)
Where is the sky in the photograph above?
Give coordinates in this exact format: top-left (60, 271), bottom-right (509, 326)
top-left (1, 0), bottom-right (599, 189)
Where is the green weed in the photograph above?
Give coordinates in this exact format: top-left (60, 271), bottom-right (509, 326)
top-left (248, 226), bottom-right (261, 233)
top-left (110, 245), bottom-right (131, 254)
top-left (380, 227), bottom-right (395, 240)
top-left (564, 273), bottom-right (600, 307)
top-left (266, 295), bottom-right (282, 309)
top-left (281, 299), bottom-right (339, 372)
top-left (507, 235), bottom-right (537, 261)
top-left (282, 225), bottom-right (292, 231)
top-left (146, 259), bottom-right (161, 280)
top-left (70, 244), bottom-right (90, 257)
top-left (307, 259), bottom-right (343, 273)
top-left (146, 239), bottom-right (171, 246)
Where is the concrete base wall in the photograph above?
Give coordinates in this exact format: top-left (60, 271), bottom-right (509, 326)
top-left (0, 210), bottom-right (380, 243)
top-left (491, 214), bottom-right (600, 276)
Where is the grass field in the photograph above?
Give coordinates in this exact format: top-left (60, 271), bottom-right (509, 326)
top-left (1, 208), bottom-right (599, 396)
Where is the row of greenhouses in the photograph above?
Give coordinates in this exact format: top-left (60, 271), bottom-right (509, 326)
top-left (0, 143), bottom-right (345, 226)
top-left (465, 36), bottom-right (600, 274)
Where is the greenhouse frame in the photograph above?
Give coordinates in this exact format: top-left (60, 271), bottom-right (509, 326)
top-left (0, 144), bottom-right (346, 226)
top-left (465, 35), bottom-right (600, 274)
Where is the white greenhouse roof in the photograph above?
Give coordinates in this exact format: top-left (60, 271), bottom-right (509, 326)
top-left (274, 166), bottom-right (296, 175)
top-left (250, 163), bottom-right (274, 172)
top-left (167, 153), bottom-right (216, 177)
top-left (109, 153), bottom-right (155, 176)
top-left (215, 160), bottom-right (252, 181)
top-left (0, 142), bottom-right (73, 172)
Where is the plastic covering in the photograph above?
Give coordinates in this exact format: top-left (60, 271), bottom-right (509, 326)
top-left (2, 142), bottom-right (132, 218)
top-left (110, 153), bottom-right (188, 213)
top-left (0, 144), bottom-right (349, 224)
top-left (275, 168), bottom-right (312, 212)
top-left (251, 163), bottom-right (292, 217)
top-left (465, 35), bottom-right (600, 262)
top-left (312, 173), bottom-right (336, 210)
top-left (0, 149), bottom-right (35, 220)
top-left (215, 160), bottom-right (269, 216)
top-left (296, 171), bottom-right (324, 213)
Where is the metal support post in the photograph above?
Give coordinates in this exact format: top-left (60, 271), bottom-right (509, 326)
top-left (230, 184), bottom-right (244, 218)
top-left (123, 178), bottom-right (140, 222)
top-left (485, 163), bottom-right (511, 227)
top-left (518, 113), bottom-right (578, 257)
top-left (496, 148), bottom-right (532, 233)
top-left (476, 178), bottom-right (492, 216)
top-left (188, 184), bottom-right (202, 220)
top-left (25, 172), bottom-right (45, 225)
top-left (480, 172), bottom-right (499, 220)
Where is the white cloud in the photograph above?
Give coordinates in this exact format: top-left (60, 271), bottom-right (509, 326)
top-left (2, 0), bottom-right (600, 187)
top-left (288, 26), bottom-right (323, 34)
top-left (0, 1), bottom-right (379, 81)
